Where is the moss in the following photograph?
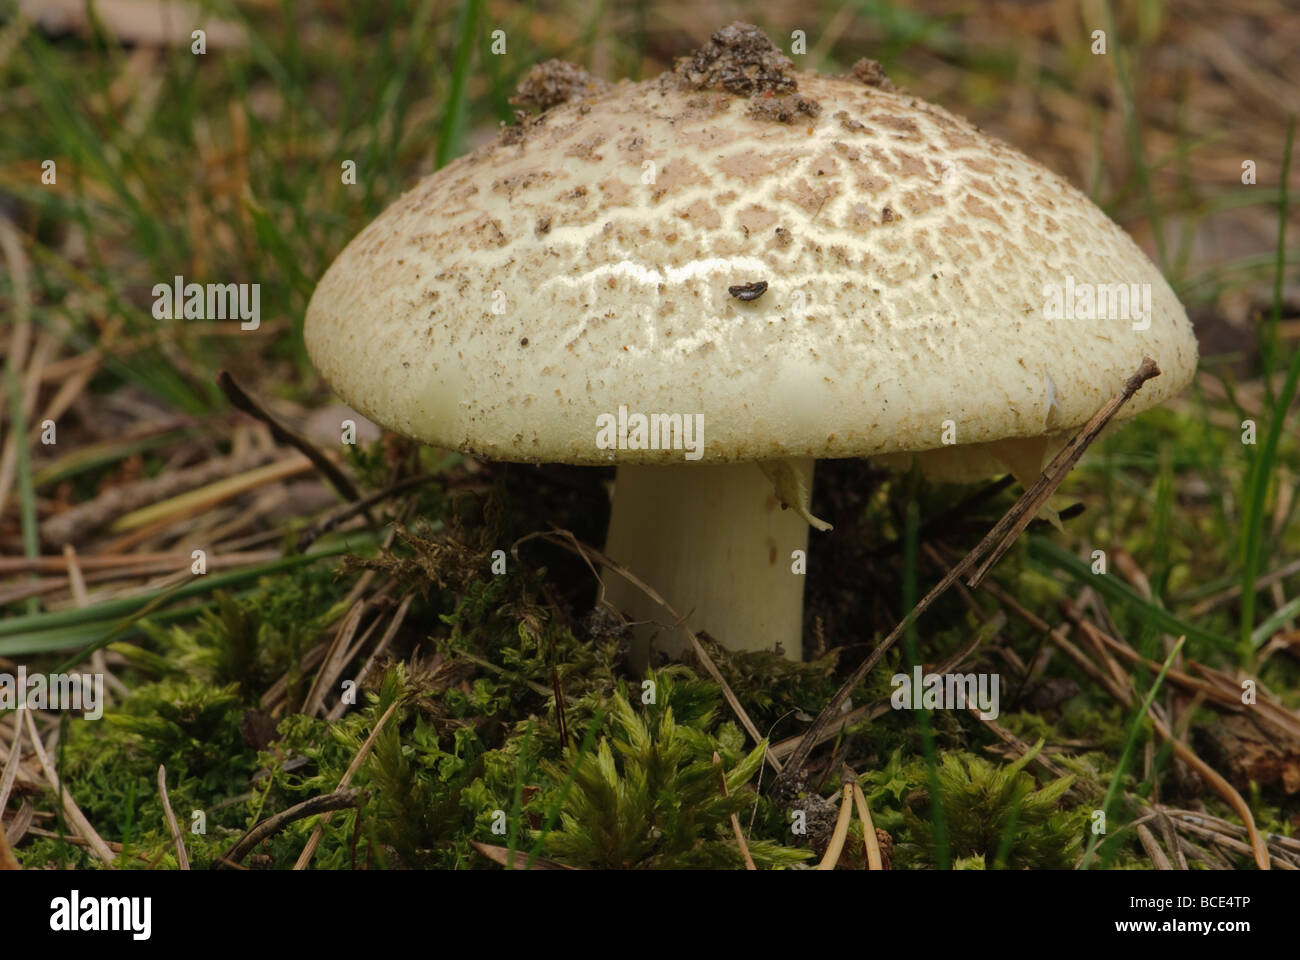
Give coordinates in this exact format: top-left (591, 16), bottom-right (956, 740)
top-left (534, 681), bottom-right (809, 869)
top-left (896, 744), bottom-right (1086, 869)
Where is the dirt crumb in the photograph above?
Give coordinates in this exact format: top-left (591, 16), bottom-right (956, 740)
top-left (834, 110), bottom-right (866, 133)
top-left (847, 57), bottom-right (894, 90)
top-left (675, 22), bottom-right (796, 96)
top-left (747, 94), bottom-right (821, 123)
top-left (511, 60), bottom-right (609, 113)
top-left (501, 109), bottom-right (545, 146)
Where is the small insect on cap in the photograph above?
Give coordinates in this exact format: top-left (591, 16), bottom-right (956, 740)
top-left (304, 22), bottom-right (1196, 474)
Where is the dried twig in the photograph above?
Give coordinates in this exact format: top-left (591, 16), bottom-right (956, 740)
top-left (157, 764), bottom-right (189, 870)
top-left (816, 784), bottom-right (854, 870)
top-left (468, 841), bottom-right (576, 870)
top-left (297, 471), bottom-right (440, 551)
top-left (0, 713), bottom-right (22, 818)
top-left (217, 369), bottom-right (363, 503)
top-left (327, 594), bottom-right (414, 722)
top-left (847, 769), bottom-right (883, 871)
top-left (0, 815), bottom-right (18, 870)
top-left (293, 701), bottom-right (399, 869)
top-left (1154, 806), bottom-right (1189, 870)
top-left (1136, 823), bottom-right (1174, 870)
top-left (23, 710), bottom-right (115, 867)
top-left (224, 789), bottom-right (364, 866)
top-left (714, 752), bottom-right (756, 870)
top-left (41, 449), bottom-right (278, 545)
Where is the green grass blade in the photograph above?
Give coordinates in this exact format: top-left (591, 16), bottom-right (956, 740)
top-left (1026, 536), bottom-right (1225, 651)
top-left (1079, 636), bottom-right (1184, 869)
top-left (435, 0), bottom-right (482, 169)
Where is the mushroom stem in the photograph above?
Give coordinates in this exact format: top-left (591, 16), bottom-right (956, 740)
top-left (603, 459), bottom-right (814, 666)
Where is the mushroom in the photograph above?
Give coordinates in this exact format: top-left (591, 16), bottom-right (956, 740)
top-left (304, 23), bottom-right (1198, 666)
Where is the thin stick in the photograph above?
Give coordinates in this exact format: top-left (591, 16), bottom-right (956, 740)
top-left (714, 752), bottom-right (756, 870)
top-left (23, 710), bottom-right (115, 867)
top-left (327, 594), bottom-right (414, 722)
top-left (0, 815), bottom-right (18, 870)
top-left (966, 356), bottom-right (1161, 587)
top-left (225, 789), bottom-right (362, 866)
top-left (1154, 806), bottom-right (1189, 870)
top-left (0, 712), bottom-right (22, 817)
top-left (297, 471), bottom-right (440, 551)
top-left (1136, 823), bottom-right (1174, 870)
top-left (468, 841), bottom-right (576, 870)
top-left (849, 775), bottom-right (884, 871)
top-left (293, 701), bottom-right (399, 869)
top-left (41, 449), bottom-right (278, 545)
top-left (816, 784), bottom-right (854, 870)
top-left (0, 548), bottom-right (281, 574)
top-left (217, 370), bottom-right (363, 503)
top-left (157, 765), bottom-right (189, 870)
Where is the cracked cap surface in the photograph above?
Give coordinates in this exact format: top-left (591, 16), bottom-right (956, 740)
top-left (305, 23), bottom-right (1197, 466)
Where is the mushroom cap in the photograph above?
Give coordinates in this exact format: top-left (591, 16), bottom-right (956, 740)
top-left (305, 25), bottom-right (1197, 467)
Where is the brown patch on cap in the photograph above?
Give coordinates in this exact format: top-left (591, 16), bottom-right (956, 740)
top-left (747, 93), bottom-right (822, 124)
top-left (651, 157), bottom-right (707, 202)
top-left (774, 177), bottom-right (839, 216)
top-left (676, 198), bottom-right (722, 229)
top-left (597, 177), bottom-right (633, 208)
top-left (716, 150), bottom-right (773, 183)
top-left (674, 22), bottom-right (796, 96)
top-left (834, 110), bottom-right (867, 133)
top-left (511, 60), bottom-right (609, 113)
top-left (564, 133), bottom-right (608, 160)
top-left (467, 214), bottom-right (508, 249)
top-left (870, 112), bottom-right (921, 139)
top-left (736, 204), bottom-right (778, 236)
top-left (492, 169), bottom-right (554, 198)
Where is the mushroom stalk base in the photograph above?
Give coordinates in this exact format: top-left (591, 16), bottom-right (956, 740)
top-left (603, 460), bottom-right (814, 668)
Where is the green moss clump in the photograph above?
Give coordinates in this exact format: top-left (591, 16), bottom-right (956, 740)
top-left (536, 679), bottom-right (809, 869)
top-left (898, 743), bottom-right (1085, 869)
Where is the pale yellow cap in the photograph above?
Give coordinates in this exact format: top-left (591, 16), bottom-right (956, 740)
top-left (305, 24), bottom-right (1197, 469)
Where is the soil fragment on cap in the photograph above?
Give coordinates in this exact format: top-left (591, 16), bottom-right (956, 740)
top-left (511, 59), bottom-right (609, 113)
top-left (847, 57), bottom-right (894, 90)
top-left (728, 280), bottom-right (768, 301)
top-left (747, 94), bottom-right (821, 123)
top-left (675, 22), bottom-right (797, 96)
